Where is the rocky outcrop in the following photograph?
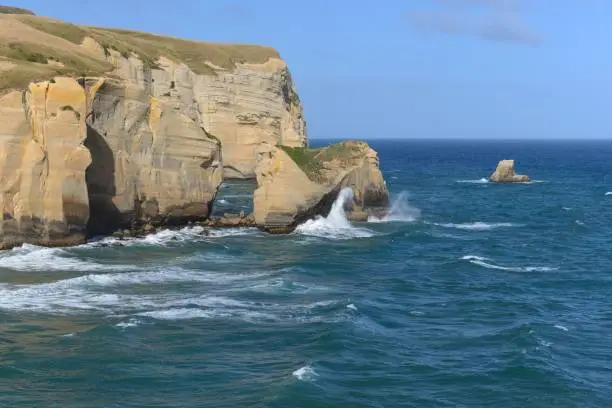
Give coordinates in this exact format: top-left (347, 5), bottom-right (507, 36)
top-left (253, 141), bottom-right (389, 232)
top-left (0, 12), bottom-right (307, 249)
top-left (489, 160), bottom-right (530, 183)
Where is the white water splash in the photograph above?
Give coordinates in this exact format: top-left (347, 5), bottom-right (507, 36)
top-left (368, 191), bottom-right (421, 223)
top-left (434, 222), bottom-right (520, 231)
top-left (605, 192), bottom-right (612, 196)
top-left (293, 365), bottom-right (318, 382)
top-left (296, 188), bottom-right (375, 239)
top-left (457, 178), bottom-right (489, 184)
top-left (461, 255), bottom-right (558, 272)
top-left (554, 324), bottom-right (569, 332)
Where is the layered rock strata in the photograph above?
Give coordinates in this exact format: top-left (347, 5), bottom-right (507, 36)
top-left (0, 12), bottom-right (307, 248)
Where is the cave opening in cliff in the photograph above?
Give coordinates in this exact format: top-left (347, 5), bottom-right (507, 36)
top-left (210, 179), bottom-right (257, 219)
top-left (84, 124), bottom-right (122, 236)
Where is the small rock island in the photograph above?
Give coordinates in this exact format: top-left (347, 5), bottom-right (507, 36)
top-left (489, 160), bottom-right (530, 183)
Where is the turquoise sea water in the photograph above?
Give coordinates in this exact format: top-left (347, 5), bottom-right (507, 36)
top-left (1, 140), bottom-right (611, 407)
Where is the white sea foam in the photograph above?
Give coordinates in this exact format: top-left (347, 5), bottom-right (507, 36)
top-left (218, 199), bottom-right (229, 204)
top-left (562, 207), bottom-right (572, 211)
top-left (0, 266), bottom-right (273, 314)
top-left (606, 192), bottom-right (612, 196)
top-left (457, 178), bottom-right (489, 184)
top-left (346, 303), bottom-right (358, 311)
top-left (554, 324), bottom-right (569, 332)
top-left (296, 188), bottom-right (376, 239)
top-left (434, 222), bottom-right (520, 231)
top-left (461, 255), bottom-right (558, 272)
top-left (0, 244), bottom-right (132, 272)
top-left (116, 318), bottom-right (142, 328)
top-left (137, 307), bottom-right (278, 322)
top-left (368, 191), bottom-right (421, 223)
top-left (575, 220), bottom-right (585, 226)
top-left (85, 226), bottom-right (259, 249)
top-left (293, 365), bottom-right (318, 381)
top-left (245, 278), bottom-right (329, 295)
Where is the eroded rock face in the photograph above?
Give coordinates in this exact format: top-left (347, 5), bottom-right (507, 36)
top-left (84, 76), bottom-right (223, 235)
top-left (0, 78), bottom-right (91, 249)
top-left (0, 40), bottom-right (306, 248)
top-left (253, 141), bottom-right (389, 232)
top-left (98, 51), bottom-right (306, 180)
top-left (489, 160), bottom-right (530, 183)
top-left (196, 59), bottom-right (306, 179)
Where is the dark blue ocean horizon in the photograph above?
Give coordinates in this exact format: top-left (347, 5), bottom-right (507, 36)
top-left (1, 139), bottom-right (611, 407)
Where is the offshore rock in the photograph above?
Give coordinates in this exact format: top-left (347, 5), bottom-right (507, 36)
top-left (489, 160), bottom-right (530, 183)
top-left (253, 141), bottom-right (389, 233)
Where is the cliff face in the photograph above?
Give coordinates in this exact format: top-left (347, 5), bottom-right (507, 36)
top-left (0, 12), bottom-right (307, 248)
top-left (0, 78), bottom-right (91, 248)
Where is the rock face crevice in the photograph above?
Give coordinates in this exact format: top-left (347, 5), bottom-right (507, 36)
top-left (84, 123), bottom-right (120, 236)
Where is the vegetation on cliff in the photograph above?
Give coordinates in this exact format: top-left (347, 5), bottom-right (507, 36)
top-left (0, 5), bottom-right (34, 15)
top-left (0, 11), bottom-right (280, 91)
top-left (279, 142), bottom-right (368, 183)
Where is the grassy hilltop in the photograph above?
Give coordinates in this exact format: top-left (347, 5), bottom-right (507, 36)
top-left (0, 5), bottom-right (279, 91)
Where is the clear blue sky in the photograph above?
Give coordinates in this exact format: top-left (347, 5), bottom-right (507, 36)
top-left (11, 0), bottom-right (612, 139)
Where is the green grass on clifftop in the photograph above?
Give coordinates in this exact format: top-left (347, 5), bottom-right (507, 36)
top-left (0, 5), bottom-right (35, 15)
top-left (0, 12), bottom-right (280, 91)
top-left (279, 142), bottom-right (361, 183)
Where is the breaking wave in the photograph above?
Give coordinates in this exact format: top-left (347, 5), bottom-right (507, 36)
top-left (434, 222), bottom-right (521, 231)
top-left (461, 255), bottom-right (558, 272)
top-left (368, 191), bottom-right (421, 223)
top-left (296, 188), bottom-right (376, 239)
top-left (293, 365), bottom-right (318, 382)
top-left (457, 178), bottom-right (489, 184)
top-left (86, 226), bottom-right (260, 248)
top-left (0, 244), bottom-right (132, 272)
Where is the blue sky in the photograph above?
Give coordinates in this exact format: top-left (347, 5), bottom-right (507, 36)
top-left (12, 0), bottom-right (612, 139)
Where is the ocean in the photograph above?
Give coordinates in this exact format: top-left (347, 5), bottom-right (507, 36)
top-left (1, 140), bottom-right (611, 408)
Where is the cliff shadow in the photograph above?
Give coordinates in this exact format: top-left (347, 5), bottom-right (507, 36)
top-left (84, 124), bottom-right (121, 236)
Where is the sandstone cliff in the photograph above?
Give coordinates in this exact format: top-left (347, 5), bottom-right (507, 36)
top-left (254, 141), bottom-right (389, 232)
top-left (0, 10), bottom-right (306, 248)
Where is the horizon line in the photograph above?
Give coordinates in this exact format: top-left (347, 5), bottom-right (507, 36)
top-left (308, 137), bottom-right (612, 142)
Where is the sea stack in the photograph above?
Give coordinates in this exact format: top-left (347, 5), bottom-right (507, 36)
top-left (489, 160), bottom-right (530, 183)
